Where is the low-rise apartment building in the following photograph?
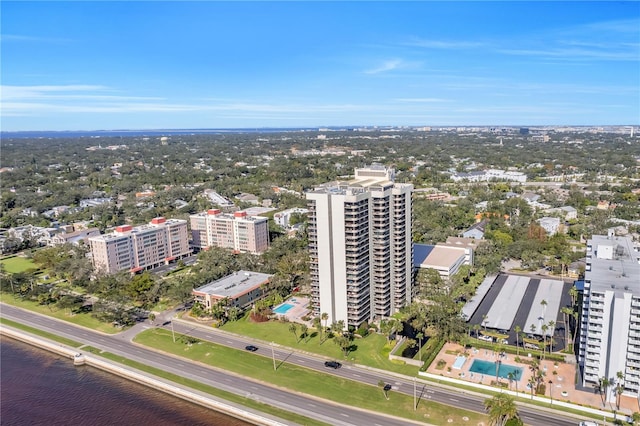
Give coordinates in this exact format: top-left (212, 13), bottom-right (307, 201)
top-left (89, 217), bottom-right (191, 274)
top-left (190, 209), bottom-right (269, 254)
top-left (273, 207), bottom-right (309, 229)
top-left (192, 270), bottom-right (272, 311)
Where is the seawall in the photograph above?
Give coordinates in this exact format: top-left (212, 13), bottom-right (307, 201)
top-left (0, 325), bottom-right (292, 426)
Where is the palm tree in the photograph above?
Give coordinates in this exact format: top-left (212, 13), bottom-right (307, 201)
top-left (334, 334), bottom-right (350, 357)
top-left (312, 316), bottom-right (322, 341)
top-left (380, 319), bottom-right (393, 345)
top-left (615, 371), bottom-right (625, 410)
top-left (569, 285), bottom-right (578, 307)
top-left (482, 314), bottom-right (489, 332)
top-left (484, 393), bottom-right (520, 426)
top-left (416, 332), bottom-right (424, 361)
top-left (599, 377), bottom-right (610, 405)
top-left (540, 299), bottom-right (548, 325)
top-left (473, 323), bottom-right (481, 338)
top-left (289, 323), bottom-right (299, 342)
top-left (528, 376), bottom-right (536, 399)
top-left (507, 372), bottom-right (515, 391)
top-left (514, 325), bottom-right (522, 356)
top-left (560, 307), bottom-right (573, 349)
top-left (300, 324), bottom-right (309, 342)
top-left (321, 312), bottom-right (329, 330)
top-left (390, 318), bottom-right (403, 341)
top-left (548, 320), bottom-right (555, 353)
top-left (541, 324), bottom-right (548, 359)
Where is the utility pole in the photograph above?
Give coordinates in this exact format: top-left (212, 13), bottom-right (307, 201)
top-left (413, 377), bottom-right (417, 410)
top-left (271, 342), bottom-right (276, 371)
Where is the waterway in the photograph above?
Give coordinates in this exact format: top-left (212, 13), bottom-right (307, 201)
top-left (0, 336), bottom-right (252, 425)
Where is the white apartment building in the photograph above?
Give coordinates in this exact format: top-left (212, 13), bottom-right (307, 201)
top-left (579, 230), bottom-right (640, 401)
top-left (190, 209), bottom-right (269, 254)
top-left (306, 164), bottom-right (413, 328)
top-left (89, 217), bottom-right (191, 274)
top-left (273, 207), bottom-right (309, 229)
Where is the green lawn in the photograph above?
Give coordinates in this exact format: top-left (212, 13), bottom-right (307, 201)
top-left (0, 256), bottom-right (39, 273)
top-left (219, 315), bottom-right (419, 375)
top-left (134, 328), bottom-right (486, 425)
top-left (0, 293), bottom-right (121, 334)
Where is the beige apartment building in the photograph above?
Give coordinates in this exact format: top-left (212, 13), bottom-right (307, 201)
top-left (306, 164), bottom-right (413, 328)
top-left (89, 217), bottom-right (191, 274)
top-left (192, 270), bottom-right (272, 311)
top-left (190, 209), bottom-right (269, 254)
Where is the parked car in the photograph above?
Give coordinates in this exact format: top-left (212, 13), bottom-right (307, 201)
top-left (245, 345), bottom-right (259, 352)
top-left (324, 361), bottom-right (342, 369)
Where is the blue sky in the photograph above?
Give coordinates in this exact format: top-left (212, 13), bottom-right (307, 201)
top-left (1, 1), bottom-right (639, 130)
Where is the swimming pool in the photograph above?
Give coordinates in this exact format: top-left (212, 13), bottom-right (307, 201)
top-left (273, 303), bottom-right (294, 314)
top-left (452, 355), bottom-right (467, 370)
top-left (469, 359), bottom-right (523, 380)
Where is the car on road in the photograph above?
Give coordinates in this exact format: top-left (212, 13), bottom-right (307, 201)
top-left (245, 345), bottom-right (259, 352)
top-left (324, 361), bottom-right (342, 369)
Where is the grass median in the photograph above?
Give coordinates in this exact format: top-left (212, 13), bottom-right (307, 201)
top-left (0, 317), bottom-right (84, 347)
top-left (0, 293), bottom-right (121, 334)
top-left (134, 328), bottom-right (486, 425)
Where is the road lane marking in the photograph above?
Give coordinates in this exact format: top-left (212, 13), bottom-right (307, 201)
top-left (449, 398), bottom-right (459, 402)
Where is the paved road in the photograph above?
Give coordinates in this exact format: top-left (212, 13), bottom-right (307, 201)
top-left (1, 303), bottom-right (581, 426)
top-left (1, 304), bottom-right (415, 426)
top-left (167, 318), bottom-right (581, 426)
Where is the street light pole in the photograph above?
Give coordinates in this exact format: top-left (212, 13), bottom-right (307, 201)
top-left (271, 342), bottom-right (276, 371)
top-left (413, 377), bottom-right (417, 410)
top-left (171, 320), bottom-right (176, 343)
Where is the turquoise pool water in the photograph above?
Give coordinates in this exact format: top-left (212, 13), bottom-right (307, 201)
top-left (273, 303), bottom-right (294, 314)
top-left (469, 359), bottom-right (523, 381)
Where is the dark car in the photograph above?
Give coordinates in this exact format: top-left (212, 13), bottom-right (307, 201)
top-left (324, 361), bottom-right (342, 369)
top-left (245, 345), bottom-right (259, 352)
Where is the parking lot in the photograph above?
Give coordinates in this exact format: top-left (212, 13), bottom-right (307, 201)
top-left (464, 273), bottom-right (573, 352)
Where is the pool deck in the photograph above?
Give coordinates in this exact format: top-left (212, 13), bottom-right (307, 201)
top-left (429, 342), bottom-right (640, 416)
top-left (273, 296), bottom-right (310, 324)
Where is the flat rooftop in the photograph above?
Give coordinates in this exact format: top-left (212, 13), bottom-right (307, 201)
top-left (414, 244), bottom-right (465, 269)
top-left (194, 270), bottom-right (272, 298)
top-left (587, 234), bottom-right (640, 295)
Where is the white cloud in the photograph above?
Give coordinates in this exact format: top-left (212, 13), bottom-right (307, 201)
top-left (364, 59), bottom-right (404, 74)
top-left (1, 85), bottom-right (110, 100)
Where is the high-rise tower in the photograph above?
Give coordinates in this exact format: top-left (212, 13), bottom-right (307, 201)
top-left (579, 230), bottom-right (640, 401)
top-left (306, 164), bottom-right (413, 328)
